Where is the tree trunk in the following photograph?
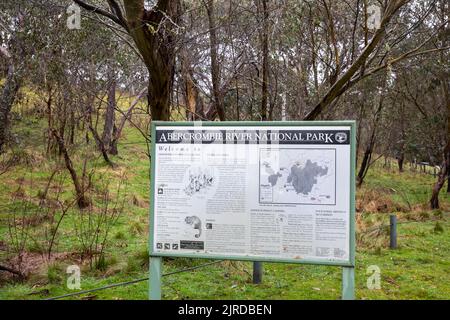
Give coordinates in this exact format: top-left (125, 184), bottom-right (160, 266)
top-left (46, 85), bottom-right (54, 154)
top-left (430, 149), bottom-right (449, 209)
top-left (69, 110), bottom-right (75, 145)
top-left (147, 73), bottom-right (172, 121)
top-left (447, 151), bottom-right (450, 193)
top-left (102, 76), bottom-right (116, 152)
top-left (396, 100), bottom-right (406, 173)
top-left (397, 154), bottom-right (404, 172)
top-left (260, 0), bottom-right (269, 121)
top-left (205, 0), bottom-right (225, 121)
top-left (356, 81), bottom-right (385, 186)
top-left (51, 130), bottom-right (90, 209)
top-left (109, 124), bottom-right (119, 155)
top-left (0, 64), bottom-right (20, 154)
top-left (355, 102), bottom-right (365, 168)
top-left (430, 94), bottom-right (449, 208)
top-left (89, 125), bottom-right (115, 168)
top-left (181, 53), bottom-right (205, 120)
top-left (431, 58), bottom-right (450, 205)
top-left (356, 135), bottom-right (375, 187)
top-left (123, 0), bottom-right (180, 121)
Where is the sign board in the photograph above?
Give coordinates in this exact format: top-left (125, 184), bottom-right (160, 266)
top-left (149, 121), bottom-right (355, 267)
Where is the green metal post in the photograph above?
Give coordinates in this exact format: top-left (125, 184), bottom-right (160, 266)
top-left (342, 266), bottom-right (355, 300)
top-left (149, 256), bottom-right (162, 300)
top-left (389, 214), bottom-right (397, 249)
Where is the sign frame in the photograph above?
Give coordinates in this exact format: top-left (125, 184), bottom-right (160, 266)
top-left (149, 120), bottom-right (356, 299)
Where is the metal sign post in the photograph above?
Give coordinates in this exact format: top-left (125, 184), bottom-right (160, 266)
top-left (149, 121), bottom-right (356, 300)
top-left (149, 257), bottom-right (162, 300)
top-left (342, 266), bottom-right (355, 300)
top-left (253, 261), bottom-right (263, 284)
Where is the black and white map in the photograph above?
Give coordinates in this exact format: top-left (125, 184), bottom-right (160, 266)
top-left (259, 148), bottom-right (336, 205)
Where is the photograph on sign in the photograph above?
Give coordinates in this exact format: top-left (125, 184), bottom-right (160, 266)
top-left (150, 123), bottom-right (354, 266)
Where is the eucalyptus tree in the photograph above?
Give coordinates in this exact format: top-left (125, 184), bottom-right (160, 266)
top-left (0, 2), bottom-right (44, 153)
top-left (74, 0), bottom-right (181, 121)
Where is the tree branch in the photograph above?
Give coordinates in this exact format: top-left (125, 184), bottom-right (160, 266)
top-left (106, 0), bottom-right (129, 31)
top-left (363, 46), bottom-right (450, 79)
top-left (73, 0), bottom-right (129, 31)
top-left (303, 0), bottom-right (409, 120)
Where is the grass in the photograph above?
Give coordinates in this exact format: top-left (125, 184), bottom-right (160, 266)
top-left (0, 218), bottom-right (448, 300)
top-left (0, 104), bottom-right (449, 300)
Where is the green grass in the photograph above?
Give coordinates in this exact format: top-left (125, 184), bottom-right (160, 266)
top-left (0, 218), bottom-right (448, 300)
top-left (361, 160), bottom-right (447, 211)
top-left (0, 108), bottom-right (449, 300)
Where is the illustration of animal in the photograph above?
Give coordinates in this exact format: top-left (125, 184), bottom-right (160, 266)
top-left (185, 216), bottom-right (202, 238)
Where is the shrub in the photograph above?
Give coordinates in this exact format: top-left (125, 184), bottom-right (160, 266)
top-left (433, 222), bottom-right (444, 233)
top-left (46, 264), bottom-right (63, 284)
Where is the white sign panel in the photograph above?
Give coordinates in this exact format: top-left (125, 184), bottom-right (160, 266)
top-left (150, 123), bottom-right (354, 265)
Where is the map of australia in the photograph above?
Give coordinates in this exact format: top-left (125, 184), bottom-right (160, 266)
top-left (260, 148), bottom-right (335, 205)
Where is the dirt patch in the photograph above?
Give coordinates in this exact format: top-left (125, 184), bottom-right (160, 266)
top-left (357, 188), bottom-right (408, 213)
top-left (0, 251), bottom-right (81, 283)
top-left (130, 195), bottom-right (148, 208)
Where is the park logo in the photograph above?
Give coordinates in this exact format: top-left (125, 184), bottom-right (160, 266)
top-left (335, 132), bottom-right (348, 143)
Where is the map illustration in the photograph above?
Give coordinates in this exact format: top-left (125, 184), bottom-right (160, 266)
top-left (259, 148), bottom-right (335, 205)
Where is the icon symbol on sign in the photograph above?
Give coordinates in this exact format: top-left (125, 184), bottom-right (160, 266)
top-left (335, 132), bottom-right (347, 143)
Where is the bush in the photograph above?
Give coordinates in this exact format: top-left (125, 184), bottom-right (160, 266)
top-left (46, 264), bottom-right (63, 284)
top-left (114, 231), bottom-right (126, 240)
top-left (433, 222), bottom-right (444, 233)
top-left (126, 249), bottom-right (149, 273)
top-left (432, 209), bottom-right (443, 219)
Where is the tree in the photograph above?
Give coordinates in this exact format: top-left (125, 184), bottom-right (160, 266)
top-left (0, 46), bottom-right (20, 154)
top-left (204, 0), bottom-right (226, 120)
top-left (74, 0), bottom-right (181, 121)
top-left (303, 0), bottom-right (409, 120)
top-left (0, 7), bottom-right (27, 154)
top-left (257, 0), bottom-right (270, 121)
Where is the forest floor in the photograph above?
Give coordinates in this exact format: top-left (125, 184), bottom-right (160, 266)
top-left (0, 114), bottom-right (449, 300)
